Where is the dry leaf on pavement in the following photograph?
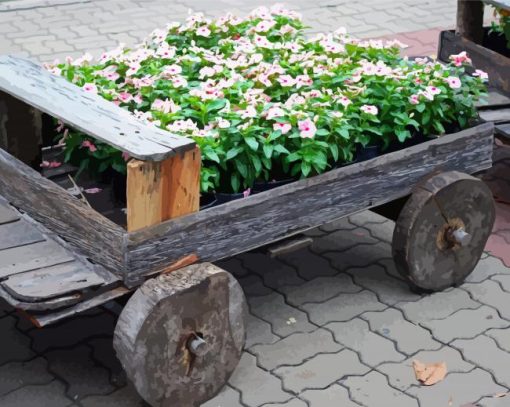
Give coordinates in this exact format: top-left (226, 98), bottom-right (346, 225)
top-left (412, 359), bottom-right (447, 386)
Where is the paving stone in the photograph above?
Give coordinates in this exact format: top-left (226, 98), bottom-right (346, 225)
top-left (302, 226), bottom-right (327, 237)
top-left (464, 280), bottom-right (510, 321)
top-left (238, 274), bottom-right (274, 297)
top-left (325, 318), bottom-right (405, 366)
top-left (312, 225), bottom-right (379, 253)
top-left (324, 241), bottom-right (393, 271)
top-left (215, 257), bottom-right (249, 278)
top-left (345, 264), bottom-right (421, 305)
top-left (46, 346), bottom-right (116, 401)
top-left (245, 313), bottom-right (280, 349)
top-left (407, 368), bottom-right (506, 407)
top-left (362, 219), bottom-right (395, 243)
top-left (251, 328), bottom-right (342, 370)
top-left (377, 346), bottom-right (474, 391)
top-left (229, 353), bottom-right (292, 407)
top-left (201, 385), bottom-right (243, 407)
top-left (261, 398), bottom-right (308, 407)
top-left (0, 380), bottom-right (71, 407)
top-left (486, 327), bottom-right (510, 353)
top-left (478, 395), bottom-right (510, 407)
top-left (302, 290), bottom-right (386, 326)
top-left (274, 350), bottom-right (369, 393)
top-left (344, 370), bottom-right (419, 407)
top-left (0, 357), bottom-right (54, 396)
top-left (362, 308), bottom-right (441, 355)
top-left (80, 384), bottom-right (145, 407)
top-left (300, 384), bottom-right (361, 407)
top-left (87, 338), bottom-right (126, 387)
top-left (422, 305), bottom-right (509, 343)
top-left (0, 315), bottom-right (35, 364)
top-left (465, 256), bottom-right (509, 283)
top-left (29, 312), bottom-right (116, 353)
top-left (395, 288), bottom-right (480, 323)
top-left (278, 248), bottom-right (340, 280)
top-left (249, 292), bottom-right (316, 337)
top-left (240, 253), bottom-right (306, 289)
top-left (492, 274), bottom-right (510, 292)
top-left (279, 274), bottom-right (361, 306)
top-left (320, 216), bottom-right (357, 232)
top-left (452, 335), bottom-right (510, 388)
top-left (348, 211), bottom-right (389, 227)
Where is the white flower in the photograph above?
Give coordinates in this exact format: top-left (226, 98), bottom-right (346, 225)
top-left (360, 105), bottom-right (378, 115)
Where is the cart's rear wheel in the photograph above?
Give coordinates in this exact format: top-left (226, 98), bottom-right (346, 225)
top-left (113, 263), bottom-right (247, 407)
top-left (392, 171), bottom-right (495, 291)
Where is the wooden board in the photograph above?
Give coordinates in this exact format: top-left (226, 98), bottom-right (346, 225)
top-left (127, 146), bottom-right (201, 231)
top-left (438, 30), bottom-right (510, 96)
top-left (124, 123), bottom-right (494, 286)
top-left (0, 147), bottom-right (125, 273)
top-left (0, 240), bottom-right (75, 278)
top-left (479, 108), bottom-right (510, 123)
top-left (0, 55), bottom-right (195, 161)
top-left (0, 200), bottom-right (19, 225)
top-left (1, 261), bottom-right (105, 302)
top-left (0, 219), bottom-right (45, 251)
top-left (485, 0), bottom-right (510, 11)
top-left (456, 0), bottom-right (484, 43)
top-left (476, 90), bottom-right (510, 109)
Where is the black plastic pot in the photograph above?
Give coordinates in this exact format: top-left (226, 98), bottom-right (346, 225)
top-left (355, 144), bottom-right (381, 162)
top-left (252, 178), bottom-right (296, 193)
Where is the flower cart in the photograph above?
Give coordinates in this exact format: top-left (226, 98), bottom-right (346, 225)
top-left (0, 6), bottom-right (498, 405)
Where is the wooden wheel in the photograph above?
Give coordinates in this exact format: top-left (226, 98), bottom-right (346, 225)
top-left (113, 263), bottom-right (247, 407)
top-left (392, 171), bottom-right (495, 291)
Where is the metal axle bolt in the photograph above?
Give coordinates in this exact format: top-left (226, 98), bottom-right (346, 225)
top-left (451, 228), bottom-right (471, 247)
top-left (188, 335), bottom-right (208, 357)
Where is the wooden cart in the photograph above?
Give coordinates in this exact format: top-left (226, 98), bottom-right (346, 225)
top-left (0, 55), bottom-right (496, 406)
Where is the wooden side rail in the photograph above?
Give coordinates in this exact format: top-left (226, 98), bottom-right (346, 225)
top-left (0, 55), bottom-right (196, 162)
top-left (456, 0), bottom-right (484, 43)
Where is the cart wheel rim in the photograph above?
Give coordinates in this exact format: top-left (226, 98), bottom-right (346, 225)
top-left (392, 171), bottom-right (495, 291)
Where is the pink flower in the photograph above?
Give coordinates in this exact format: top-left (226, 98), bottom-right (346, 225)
top-left (273, 122), bottom-right (292, 134)
top-left (81, 140), bottom-right (97, 152)
top-left (84, 187), bottom-right (102, 194)
top-left (266, 106), bottom-right (285, 120)
top-left (426, 86), bottom-right (441, 95)
top-left (254, 20), bottom-right (275, 33)
top-left (360, 105), bottom-right (378, 115)
top-left (82, 83), bottom-right (98, 94)
top-left (298, 118), bottom-right (317, 138)
top-left (449, 51), bottom-right (472, 67)
top-left (409, 95), bottom-right (419, 105)
top-left (277, 75), bottom-right (296, 87)
top-left (162, 64), bottom-right (182, 76)
top-left (445, 76), bottom-right (462, 89)
top-left (172, 76), bottom-right (188, 88)
top-left (419, 90), bottom-right (434, 101)
top-left (217, 118), bottom-right (230, 129)
top-left (40, 160), bottom-right (62, 168)
top-left (122, 152), bottom-right (130, 161)
top-left (473, 69), bottom-right (488, 80)
top-left (243, 188), bottom-right (251, 198)
top-left (196, 26), bottom-right (211, 37)
top-left (118, 92), bottom-right (133, 103)
top-left (241, 105), bottom-right (257, 119)
top-left (296, 74), bottom-right (313, 89)
top-left (338, 96), bottom-right (351, 108)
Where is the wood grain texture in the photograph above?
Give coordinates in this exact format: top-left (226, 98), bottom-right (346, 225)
top-left (126, 146), bottom-right (201, 231)
top-left (113, 263), bottom-right (246, 407)
top-left (0, 284), bottom-right (81, 312)
top-left (456, 0), bottom-right (484, 43)
top-left (0, 147), bottom-right (125, 273)
top-left (0, 55), bottom-right (195, 161)
top-left (0, 240), bottom-right (75, 278)
top-left (0, 219), bottom-right (45, 251)
top-left (1, 261), bottom-right (105, 302)
top-left (0, 200), bottom-right (19, 225)
top-left (439, 30), bottom-right (510, 96)
top-left (124, 123), bottom-right (494, 286)
top-left (0, 91), bottom-right (42, 169)
top-left (479, 108), bottom-right (510, 123)
top-left (476, 89), bottom-right (510, 109)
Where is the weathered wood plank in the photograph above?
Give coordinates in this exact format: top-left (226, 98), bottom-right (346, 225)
top-left (476, 90), bottom-right (510, 109)
top-left (456, 0), bottom-right (484, 43)
top-left (0, 284), bottom-right (81, 312)
top-left (0, 55), bottom-right (195, 161)
top-left (1, 261), bottom-right (105, 302)
top-left (0, 148), bottom-right (125, 273)
top-left (0, 91), bottom-right (42, 169)
top-left (439, 30), bottom-right (510, 96)
top-left (479, 108), bottom-right (510, 123)
top-left (0, 240), bottom-right (75, 278)
top-left (0, 200), bottom-right (19, 225)
top-left (124, 123), bottom-right (494, 286)
top-left (32, 286), bottom-right (131, 327)
top-left (484, 0), bottom-right (510, 11)
top-left (127, 146), bottom-right (201, 231)
top-left (0, 219), bottom-right (45, 251)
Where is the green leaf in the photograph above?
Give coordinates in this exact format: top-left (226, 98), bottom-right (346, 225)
top-left (245, 137), bottom-right (259, 151)
top-left (231, 173), bottom-right (240, 192)
top-left (235, 160), bottom-right (248, 178)
top-left (274, 145), bottom-right (290, 154)
top-left (416, 103), bottom-right (426, 113)
top-left (263, 144), bottom-right (274, 159)
top-left (226, 147), bottom-right (242, 160)
top-left (301, 161), bottom-right (311, 177)
top-left (315, 129), bottom-right (329, 136)
top-left (207, 99), bottom-right (227, 113)
top-left (336, 127), bottom-right (349, 139)
top-left (329, 143), bottom-right (339, 161)
top-left (395, 129), bottom-right (411, 142)
top-left (287, 152), bottom-right (301, 162)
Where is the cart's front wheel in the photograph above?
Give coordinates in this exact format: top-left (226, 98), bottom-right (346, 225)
top-left (392, 171), bottom-right (495, 291)
top-left (113, 263), bottom-right (247, 407)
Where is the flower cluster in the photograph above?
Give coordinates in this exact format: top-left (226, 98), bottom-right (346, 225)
top-left (46, 5), bottom-right (487, 193)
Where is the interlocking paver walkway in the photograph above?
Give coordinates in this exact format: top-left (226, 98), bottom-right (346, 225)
top-left (1, 1), bottom-right (510, 406)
